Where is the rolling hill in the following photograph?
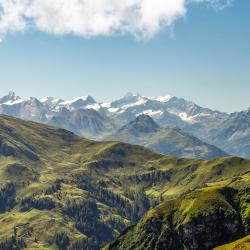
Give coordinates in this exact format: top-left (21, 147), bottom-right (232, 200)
top-left (0, 115), bottom-right (249, 249)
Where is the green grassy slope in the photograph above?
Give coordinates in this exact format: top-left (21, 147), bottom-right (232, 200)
top-left (105, 174), bottom-right (250, 250)
top-left (214, 234), bottom-right (250, 249)
top-left (0, 115), bottom-right (249, 249)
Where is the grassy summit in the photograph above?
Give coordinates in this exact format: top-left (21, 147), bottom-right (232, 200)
top-left (0, 115), bottom-right (249, 249)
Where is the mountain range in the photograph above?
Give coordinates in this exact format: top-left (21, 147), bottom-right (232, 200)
top-left (106, 114), bottom-right (228, 160)
top-left (0, 91), bottom-right (249, 159)
top-left (0, 115), bottom-right (249, 249)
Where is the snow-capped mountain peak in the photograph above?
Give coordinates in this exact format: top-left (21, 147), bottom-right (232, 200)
top-left (85, 103), bottom-right (102, 111)
top-left (2, 98), bottom-right (24, 106)
top-left (137, 109), bottom-right (164, 119)
top-left (40, 97), bottom-right (63, 109)
top-left (0, 91), bottom-right (23, 106)
top-left (7, 91), bottom-right (16, 99)
top-left (110, 93), bottom-right (143, 108)
top-left (0, 91), bottom-right (249, 159)
top-left (149, 95), bottom-right (172, 103)
top-left (121, 96), bottom-right (147, 110)
top-left (40, 96), bottom-right (61, 103)
top-left (56, 95), bottom-right (97, 111)
top-left (59, 96), bottom-right (95, 105)
top-left (124, 92), bottom-right (139, 98)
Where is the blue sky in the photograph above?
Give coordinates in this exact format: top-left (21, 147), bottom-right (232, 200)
top-left (0, 0), bottom-right (249, 113)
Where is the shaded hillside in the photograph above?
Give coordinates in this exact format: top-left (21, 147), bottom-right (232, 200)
top-left (48, 108), bottom-right (115, 139)
top-left (0, 115), bottom-right (249, 249)
top-left (214, 234), bottom-right (250, 250)
top-left (106, 115), bottom-right (228, 160)
top-left (105, 173), bottom-right (250, 250)
top-left (206, 108), bottom-right (250, 159)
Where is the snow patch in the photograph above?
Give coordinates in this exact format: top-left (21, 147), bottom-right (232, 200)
top-left (85, 103), bottom-right (101, 111)
top-left (137, 109), bottom-right (163, 119)
top-left (121, 97), bottom-right (147, 110)
top-left (108, 108), bottom-right (120, 113)
top-left (40, 97), bottom-right (61, 104)
top-left (2, 98), bottom-right (24, 105)
top-left (178, 112), bottom-right (211, 124)
top-left (149, 95), bottom-right (172, 103)
top-left (59, 96), bottom-right (90, 106)
top-left (101, 102), bottom-right (111, 108)
top-left (40, 96), bottom-right (52, 103)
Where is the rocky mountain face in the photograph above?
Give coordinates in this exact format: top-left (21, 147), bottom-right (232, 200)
top-left (105, 93), bottom-right (228, 132)
top-left (106, 115), bottom-right (228, 160)
top-left (0, 91), bottom-right (249, 158)
top-left (49, 108), bottom-right (115, 139)
top-left (0, 115), bottom-right (249, 249)
top-left (0, 92), bottom-right (116, 139)
top-left (116, 114), bottom-right (160, 135)
top-left (206, 108), bottom-right (250, 159)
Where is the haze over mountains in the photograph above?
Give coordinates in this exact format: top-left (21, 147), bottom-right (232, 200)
top-left (106, 114), bottom-right (227, 160)
top-left (0, 91), bottom-right (249, 159)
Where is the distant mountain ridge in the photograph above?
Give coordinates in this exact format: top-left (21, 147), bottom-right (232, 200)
top-left (0, 92), bottom-right (115, 139)
top-left (206, 108), bottom-right (250, 159)
top-left (106, 114), bottom-right (228, 160)
top-left (0, 91), bottom-right (249, 158)
top-left (117, 114), bottom-right (160, 135)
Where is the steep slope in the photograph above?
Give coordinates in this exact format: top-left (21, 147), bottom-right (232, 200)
top-left (48, 108), bottom-right (115, 139)
top-left (0, 94), bottom-right (48, 123)
top-left (214, 234), bottom-right (250, 250)
top-left (105, 173), bottom-right (250, 250)
top-left (115, 114), bottom-right (160, 135)
top-left (0, 115), bottom-right (249, 249)
top-left (56, 95), bottom-right (97, 110)
top-left (0, 92), bottom-right (115, 140)
top-left (0, 91), bottom-right (22, 105)
top-left (206, 108), bottom-right (250, 159)
top-left (107, 115), bottom-right (228, 160)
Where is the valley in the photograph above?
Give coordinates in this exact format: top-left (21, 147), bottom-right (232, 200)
top-left (0, 115), bottom-right (249, 249)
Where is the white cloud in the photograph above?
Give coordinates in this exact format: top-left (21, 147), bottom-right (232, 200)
top-left (192, 0), bottom-right (233, 10)
top-left (0, 0), bottom-right (233, 40)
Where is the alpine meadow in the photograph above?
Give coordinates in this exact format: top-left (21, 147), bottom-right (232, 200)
top-left (0, 0), bottom-right (249, 249)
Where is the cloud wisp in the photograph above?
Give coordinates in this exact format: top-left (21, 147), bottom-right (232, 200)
top-left (0, 0), bottom-right (233, 41)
